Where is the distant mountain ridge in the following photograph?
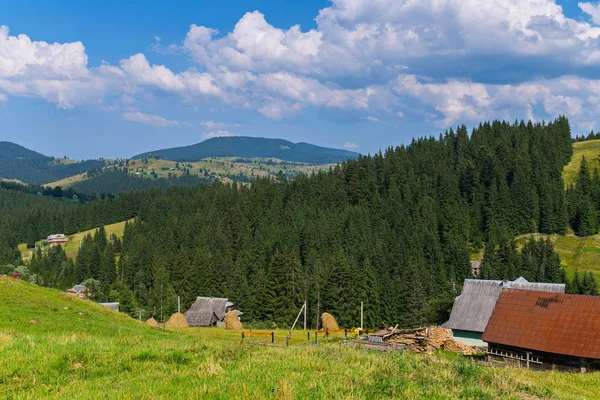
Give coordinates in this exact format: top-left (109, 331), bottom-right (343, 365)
top-left (0, 142), bottom-right (106, 185)
top-left (133, 136), bottom-right (359, 164)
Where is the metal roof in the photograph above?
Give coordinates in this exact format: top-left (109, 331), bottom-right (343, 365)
top-left (99, 302), bottom-right (119, 311)
top-left (184, 297), bottom-right (230, 326)
top-left (482, 290), bottom-right (600, 360)
top-left (442, 278), bottom-right (565, 333)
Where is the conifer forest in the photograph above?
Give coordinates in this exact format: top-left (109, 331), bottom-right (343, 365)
top-left (2, 117), bottom-right (599, 328)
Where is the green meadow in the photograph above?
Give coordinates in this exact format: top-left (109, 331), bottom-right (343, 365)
top-left (18, 219), bottom-right (132, 262)
top-left (1, 276), bottom-right (599, 399)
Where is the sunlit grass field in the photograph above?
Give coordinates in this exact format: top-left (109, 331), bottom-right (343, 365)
top-left (515, 233), bottom-right (600, 281)
top-left (18, 219), bottom-right (132, 261)
top-left (1, 276), bottom-right (599, 399)
top-left (563, 139), bottom-right (600, 186)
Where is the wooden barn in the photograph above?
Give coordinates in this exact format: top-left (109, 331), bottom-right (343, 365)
top-left (483, 290), bottom-right (600, 372)
top-left (441, 277), bottom-right (565, 346)
top-left (66, 284), bottom-right (88, 299)
top-left (184, 297), bottom-right (242, 327)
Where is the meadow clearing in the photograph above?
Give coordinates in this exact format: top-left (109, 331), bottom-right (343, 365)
top-left (1, 276), bottom-right (599, 399)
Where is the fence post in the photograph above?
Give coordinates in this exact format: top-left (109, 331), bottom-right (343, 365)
top-left (242, 332), bottom-right (245, 342)
top-left (344, 329), bottom-right (347, 338)
top-left (307, 331), bottom-right (310, 342)
top-left (271, 331), bottom-right (274, 344)
top-left (315, 331), bottom-right (318, 343)
top-left (286, 336), bottom-right (289, 347)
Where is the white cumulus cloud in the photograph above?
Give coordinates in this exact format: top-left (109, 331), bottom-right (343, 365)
top-left (122, 112), bottom-right (180, 127)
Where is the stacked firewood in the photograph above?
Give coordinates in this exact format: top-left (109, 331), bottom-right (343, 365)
top-left (369, 326), bottom-right (477, 355)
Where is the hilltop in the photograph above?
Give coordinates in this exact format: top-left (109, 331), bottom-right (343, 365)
top-left (564, 139), bottom-right (600, 186)
top-left (0, 142), bottom-right (106, 185)
top-left (0, 276), bottom-right (598, 399)
top-left (133, 136), bottom-right (359, 164)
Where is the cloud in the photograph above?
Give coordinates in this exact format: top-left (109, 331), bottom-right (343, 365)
top-left (6, 1), bottom-right (600, 131)
top-left (122, 111), bottom-right (180, 127)
top-left (580, 2), bottom-right (600, 25)
top-left (202, 129), bottom-right (235, 139)
top-left (200, 120), bottom-right (226, 129)
top-left (344, 142), bottom-right (359, 149)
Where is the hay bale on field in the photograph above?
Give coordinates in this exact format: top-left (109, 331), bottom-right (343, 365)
top-left (321, 312), bottom-right (339, 331)
top-left (165, 312), bottom-right (189, 328)
top-left (146, 317), bottom-right (159, 327)
top-left (224, 311), bottom-right (243, 330)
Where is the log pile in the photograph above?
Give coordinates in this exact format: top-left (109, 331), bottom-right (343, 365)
top-left (368, 326), bottom-right (477, 355)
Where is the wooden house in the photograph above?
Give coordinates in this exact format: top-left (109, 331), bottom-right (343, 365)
top-left (483, 290), bottom-right (600, 372)
top-left (441, 277), bottom-right (565, 346)
top-left (66, 284), bottom-right (88, 299)
top-left (46, 234), bottom-right (68, 247)
top-left (184, 297), bottom-right (242, 327)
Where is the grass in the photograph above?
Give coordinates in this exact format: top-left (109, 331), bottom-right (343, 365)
top-left (45, 158), bottom-right (334, 188)
top-left (18, 219), bottom-right (132, 261)
top-left (1, 276), bottom-right (599, 399)
top-left (515, 233), bottom-right (600, 281)
top-left (563, 139), bottom-right (600, 186)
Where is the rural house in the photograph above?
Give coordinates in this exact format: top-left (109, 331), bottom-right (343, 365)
top-left (441, 277), bottom-right (565, 346)
top-left (184, 297), bottom-right (242, 327)
top-left (46, 234), bottom-right (68, 247)
top-left (66, 284), bottom-right (88, 298)
top-left (483, 290), bottom-right (600, 372)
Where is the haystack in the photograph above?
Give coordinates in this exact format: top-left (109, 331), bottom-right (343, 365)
top-left (224, 311), bottom-right (243, 330)
top-left (146, 317), bottom-right (159, 327)
top-left (321, 312), bottom-right (339, 331)
top-left (165, 312), bottom-right (189, 328)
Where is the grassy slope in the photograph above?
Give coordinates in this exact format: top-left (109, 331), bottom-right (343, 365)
top-left (19, 219), bottom-right (132, 262)
top-left (563, 139), bottom-right (600, 186)
top-left (45, 158), bottom-right (333, 188)
top-left (1, 276), bottom-right (599, 399)
top-left (515, 234), bottom-right (600, 281)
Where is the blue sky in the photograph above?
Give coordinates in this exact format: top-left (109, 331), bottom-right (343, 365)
top-left (0, 0), bottom-right (599, 159)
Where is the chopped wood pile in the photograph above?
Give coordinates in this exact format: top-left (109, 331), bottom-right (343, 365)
top-left (367, 326), bottom-right (477, 355)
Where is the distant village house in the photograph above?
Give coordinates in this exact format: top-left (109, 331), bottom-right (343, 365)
top-left (66, 284), bottom-right (88, 299)
top-left (46, 234), bottom-right (68, 247)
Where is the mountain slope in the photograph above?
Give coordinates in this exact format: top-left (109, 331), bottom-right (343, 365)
top-left (133, 136), bottom-right (359, 164)
top-left (0, 141), bottom-right (48, 161)
top-left (0, 142), bottom-right (106, 185)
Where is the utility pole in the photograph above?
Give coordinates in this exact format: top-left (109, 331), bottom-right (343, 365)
top-left (360, 301), bottom-right (364, 331)
top-left (178, 296), bottom-right (181, 313)
top-left (316, 291), bottom-right (320, 330)
top-left (303, 300), bottom-right (307, 330)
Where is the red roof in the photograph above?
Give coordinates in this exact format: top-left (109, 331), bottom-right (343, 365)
top-left (482, 290), bottom-right (600, 359)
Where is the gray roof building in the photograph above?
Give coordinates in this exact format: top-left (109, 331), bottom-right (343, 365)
top-left (184, 297), bottom-right (238, 327)
top-left (442, 277), bottom-right (565, 346)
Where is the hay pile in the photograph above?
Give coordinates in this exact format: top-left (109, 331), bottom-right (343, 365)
top-left (321, 312), bottom-right (339, 331)
top-left (165, 312), bottom-right (189, 328)
top-left (441, 338), bottom-right (478, 355)
top-left (146, 317), bottom-right (159, 327)
top-left (428, 326), bottom-right (452, 347)
top-left (224, 311), bottom-right (243, 330)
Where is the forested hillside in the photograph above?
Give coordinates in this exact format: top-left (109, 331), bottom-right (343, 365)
top-left (0, 141), bottom-right (107, 184)
top-left (133, 136), bottom-right (359, 164)
top-left (8, 117), bottom-right (574, 329)
top-left (70, 169), bottom-right (212, 195)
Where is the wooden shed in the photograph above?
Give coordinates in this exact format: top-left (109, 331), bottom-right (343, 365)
top-left (441, 277), bottom-right (565, 346)
top-left (483, 290), bottom-right (600, 372)
top-left (184, 297), bottom-right (240, 327)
